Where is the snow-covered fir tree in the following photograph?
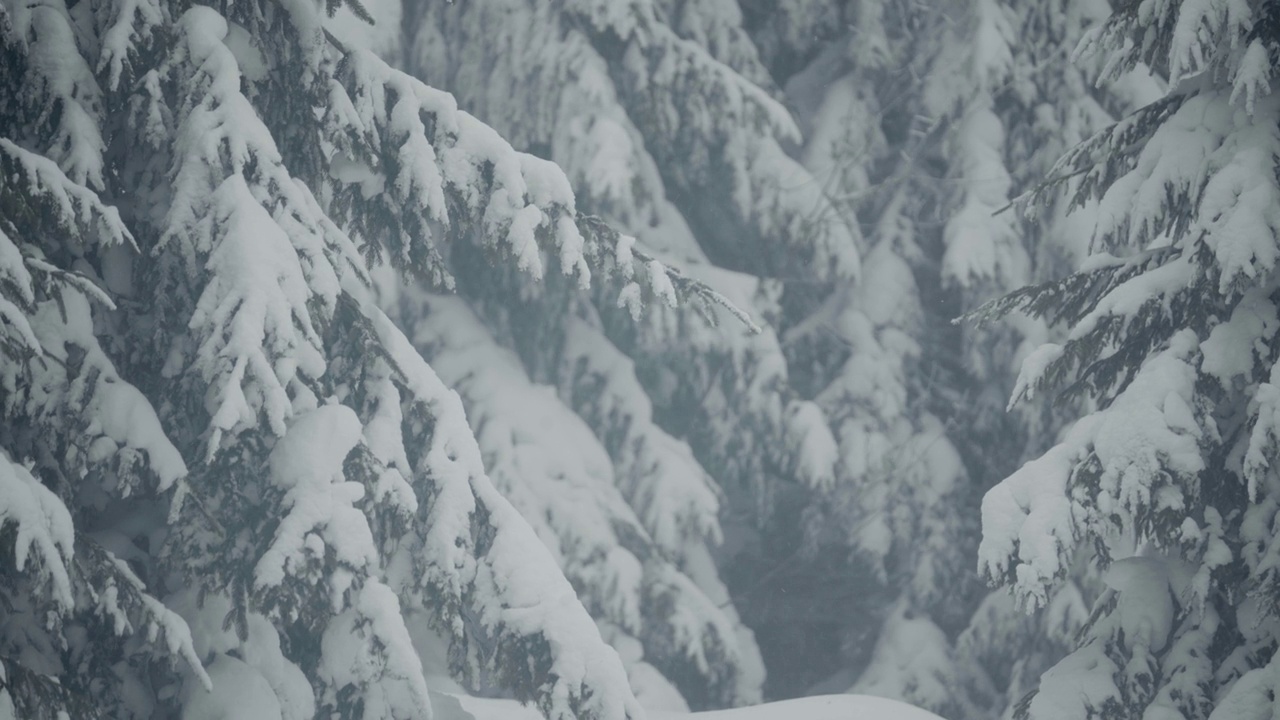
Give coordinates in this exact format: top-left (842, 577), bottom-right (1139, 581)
top-left (975, 1), bottom-right (1280, 718)
top-left (0, 0), bottom-right (745, 717)
top-left (746, 2), bottom-right (1145, 715)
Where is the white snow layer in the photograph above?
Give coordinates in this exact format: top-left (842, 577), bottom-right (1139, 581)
top-left (851, 603), bottom-right (956, 712)
top-left (254, 404), bottom-right (374, 591)
top-left (169, 588), bottom-right (314, 720)
top-left (0, 449), bottom-right (75, 609)
top-left (981, 331), bottom-right (1206, 606)
top-left (361, 298), bottom-right (644, 720)
top-left (409, 294), bottom-right (753, 703)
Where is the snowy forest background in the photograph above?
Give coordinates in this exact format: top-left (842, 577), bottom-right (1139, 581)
top-left (4, 0), bottom-right (1280, 718)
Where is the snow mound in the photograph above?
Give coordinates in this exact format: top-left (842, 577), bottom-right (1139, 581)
top-left (669, 695), bottom-right (948, 720)
top-left (453, 694), bottom-right (947, 720)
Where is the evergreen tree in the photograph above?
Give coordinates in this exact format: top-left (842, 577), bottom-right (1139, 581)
top-left (752, 1), bottom-right (1162, 715)
top-left (975, 1), bottom-right (1280, 718)
top-left (0, 0), bottom-right (742, 717)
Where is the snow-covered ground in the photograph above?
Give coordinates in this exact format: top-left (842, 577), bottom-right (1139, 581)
top-left (450, 692), bottom-right (946, 720)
